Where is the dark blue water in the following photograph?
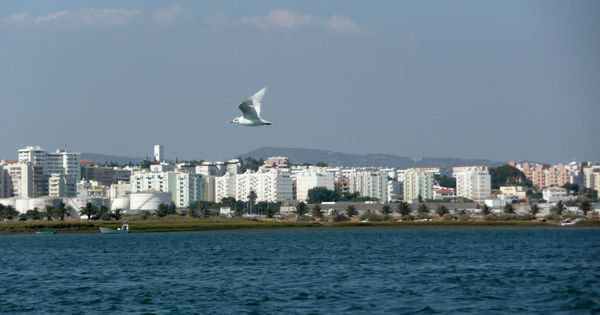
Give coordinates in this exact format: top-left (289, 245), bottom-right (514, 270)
top-left (1, 229), bottom-right (599, 313)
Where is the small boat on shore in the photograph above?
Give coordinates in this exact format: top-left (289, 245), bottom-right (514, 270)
top-left (36, 231), bottom-right (56, 235)
top-left (99, 224), bottom-right (130, 234)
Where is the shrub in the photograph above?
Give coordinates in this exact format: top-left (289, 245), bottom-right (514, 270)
top-left (100, 212), bottom-right (112, 221)
top-left (382, 214), bottom-right (391, 221)
top-left (400, 215), bottom-right (414, 221)
top-left (545, 213), bottom-right (561, 221)
top-left (296, 215), bottom-right (315, 222)
top-left (443, 214), bottom-right (456, 221)
top-left (141, 211), bottom-right (151, 220)
top-left (332, 214), bottom-right (350, 222)
top-left (359, 212), bottom-right (382, 222)
top-left (458, 214), bottom-right (471, 221)
top-left (484, 214), bottom-right (500, 221)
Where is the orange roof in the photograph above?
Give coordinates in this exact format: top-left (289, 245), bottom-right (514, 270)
top-left (7, 160), bottom-right (18, 164)
top-left (435, 189), bottom-right (454, 193)
top-left (80, 159), bottom-right (94, 164)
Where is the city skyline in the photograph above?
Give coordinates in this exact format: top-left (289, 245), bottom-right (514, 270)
top-left (1, 1), bottom-right (598, 163)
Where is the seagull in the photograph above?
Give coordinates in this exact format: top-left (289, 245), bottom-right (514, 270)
top-left (230, 87), bottom-right (272, 126)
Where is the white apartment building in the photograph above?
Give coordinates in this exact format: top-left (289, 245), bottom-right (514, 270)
top-left (453, 166), bottom-right (491, 202)
top-left (110, 181), bottom-right (132, 199)
top-left (130, 171), bottom-right (205, 207)
top-left (1, 162), bottom-right (46, 198)
top-left (215, 172), bottom-right (237, 202)
top-left (542, 187), bottom-right (571, 203)
top-left (234, 169), bottom-right (293, 202)
top-left (295, 168), bottom-right (335, 202)
top-left (49, 173), bottom-right (77, 197)
top-left (348, 170), bottom-right (388, 202)
top-left (404, 168), bottom-right (433, 202)
top-left (18, 146), bottom-right (81, 181)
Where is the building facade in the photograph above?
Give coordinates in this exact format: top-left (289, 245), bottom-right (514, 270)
top-left (404, 168), bottom-right (433, 202)
top-left (453, 166), bottom-right (491, 202)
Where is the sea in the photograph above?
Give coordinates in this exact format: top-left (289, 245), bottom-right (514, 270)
top-left (0, 228), bottom-right (599, 314)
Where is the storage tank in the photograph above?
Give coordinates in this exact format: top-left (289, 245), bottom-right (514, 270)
top-left (111, 196), bottom-right (130, 211)
top-left (129, 192), bottom-right (171, 213)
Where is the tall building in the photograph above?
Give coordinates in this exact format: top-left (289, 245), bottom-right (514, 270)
top-left (348, 170), bottom-right (388, 202)
top-left (4, 162), bottom-right (44, 198)
top-left (130, 171), bottom-right (205, 207)
top-left (232, 169), bottom-right (293, 202)
top-left (154, 144), bottom-right (164, 162)
top-left (48, 173), bottom-right (76, 197)
top-left (296, 168), bottom-right (335, 202)
top-left (404, 168), bottom-right (433, 202)
top-left (453, 166), bottom-right (491, 202)
top-left (0, 164), bottom-right (8, 198)
top-left (215, 172), bottom-right (237, 202)
top-left (81, 166), bottom-right (115, 186)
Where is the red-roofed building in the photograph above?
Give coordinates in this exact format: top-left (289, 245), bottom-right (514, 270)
top-left (80, 159), bottom-right (94, 166)
top-left (6, 160), bottom-right (18, 164)
top-left (434, 188), bottom-right (455, 200)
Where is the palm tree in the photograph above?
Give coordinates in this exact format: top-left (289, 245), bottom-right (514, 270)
top-left (530, 204), bottom-right (539, 216)
top-left (42, 205), bottom-right (54, 221)
top-left (417, 203), bottom-right (429, 215)
top-left (381, 205), bottom-right (391, 215)
top-left (579, 199), bottom-right (591, 216)
top-left (346, 205), bottom-right (358, 217)
top-left (553, 201), bottom-right (565, 215)
top-left (504, 203), bottom-right (515, 214)
top-left (247, 190), bottom-right (257, 215)
top-left (436, 205), bottom-right (449, 217)
top-left (79, 202), bottom-right (97, 220)
top-left (396, 202), bottom-right (410, 216)
top-left (481, 204), bottom-right (491, 216)
top-left (295, 202), bottom-right (308, 217)
top-left (113, 209), bottom-right (124, 220)
top-left (2, 205), bottom-right (19, 220)
top-left (54, 202), bottom-right (70, 220)
top-left (312, 205), bottom-right (323, 218)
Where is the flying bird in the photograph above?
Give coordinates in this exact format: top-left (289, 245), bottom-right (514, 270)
top-left (230, 87), bottom-right (272, 126)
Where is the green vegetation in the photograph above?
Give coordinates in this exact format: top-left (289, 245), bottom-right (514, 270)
top-left (504, 203), bottom-right (515, 214)
top-left (295, 202), bottom-right (309, 217)
top-left (396, 201), bottom-right (411, 216)
top-left (489, 165), bottom-right (531, 189)
top-left (306, 187), bottom-right (379, 203)
top-left (312, 205), bottom-right (323, 219)
top-left (381, 205), bottom-right (391, 215)
top-left (434, 174), bottom-right (456, 189)
top-left (345, 205), bottom-right (358, 217)
top-left (436, 205), bottom-right (449, 217)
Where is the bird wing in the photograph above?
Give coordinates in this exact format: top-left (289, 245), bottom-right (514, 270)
top-left (238, 98), bottom-right (260, 121)
top-left (251, 87), bottom-right (267, 117)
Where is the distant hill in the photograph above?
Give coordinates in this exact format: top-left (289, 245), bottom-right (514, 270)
top-left (81, 153), bottom-right (145, 165)
top-left (240, 147), bottom-right (503, 169)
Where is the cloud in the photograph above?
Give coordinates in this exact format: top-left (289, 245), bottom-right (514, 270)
top-left (1, 8), bottom-right (140, 27)
top-left (240, 9), bottom-right (364, 35)
top-left (153, 3), bottom-right (182, 25)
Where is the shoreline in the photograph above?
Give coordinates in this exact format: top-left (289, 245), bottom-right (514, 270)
top-left (1, 219), bottom-right (598, 235)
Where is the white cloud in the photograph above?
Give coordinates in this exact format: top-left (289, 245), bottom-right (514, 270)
top-left (35, 11), bottom-right (68, 24)
top-left (1, 8), bottom-right (142, 27)
top-left (153, 3), bottom-right (183, 25)
top-left (240, 9), bottom-right (364, 35)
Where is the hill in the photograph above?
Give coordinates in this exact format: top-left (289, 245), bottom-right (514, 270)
top-left (240, 147), bottom-right (503, 169)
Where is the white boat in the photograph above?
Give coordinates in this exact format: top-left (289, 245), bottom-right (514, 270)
top-left (99, 224), bottom-right (130, 234)
top-left (561, 218), bottom-right (585, 226)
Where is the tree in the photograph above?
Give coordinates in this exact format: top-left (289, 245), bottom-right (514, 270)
top-left (99, 205), bottom-right (110, 217)
top-left (417, 203), bottom-right (429, 215)
top-left (307, 187), bottom-right (340, 204)
top-left (168, 202), bottom-right (177, 214)
top-left (562, 183), bottom-right (579, 195)
top-left (79, 202), bottom-right (97, 220)
top-left (316, 162), bottom-right (328, 167)
top-left (265, 204), bottom-right (276, 218)
top-left (481, 204), bottom-right (491, 216)
top-left (312, 205), bottom-right (323, 218)
top-left (295, 202), bottom-right (308, 217)
top-left (489, 165), bottom-right (531, 189)
top-left (0, 205), bottom-right (19, 220)
top-left (396, 202), bottom-right (410, 216)
top-left (381, 205), bottom-right (391, 215)
top-left (579, 199), bottom-right (591, 216)
top-left (434, 174), bottom-right (456, 189)
top-left (247, 190), bottom-right (257, 215)
top-left (113, 209), bottom-right (124, 220)
top-left (54, 202), bottom-right (70, 220)
top-left (530, 204), bottom-right (539, 216)
top-left (504, 203), bottom-right (515, 214)
top-left (436, 205), bottom-right (449, 217)
top-left (582, 188), bottom-right (598, 202)
top-left (156, 203), bottom-right (169, 217)
top-left (26, 208), bottom-right (42, 220)
top-left (553, 201), bottom-right (565, 215)
top-left (41, 205), bottom-right (54, 221)
top-left (346, 205), bottom-right (358, 217)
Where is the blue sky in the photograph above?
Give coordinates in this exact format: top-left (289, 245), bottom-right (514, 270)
top-left (1, 1), bottom-right (598, 163)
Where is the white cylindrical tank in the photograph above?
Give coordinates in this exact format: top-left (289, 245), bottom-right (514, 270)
top-left (111, 196), bottom-right (130, 210)
top-left (129, 192), bottom-right (171, 213)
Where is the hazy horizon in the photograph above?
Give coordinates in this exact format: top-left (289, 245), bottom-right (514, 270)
top-left (1, 1), bottom-right (598, 164)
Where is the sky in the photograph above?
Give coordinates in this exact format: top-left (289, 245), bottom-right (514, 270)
top-left (1, 1), bottom-right (598, 164)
